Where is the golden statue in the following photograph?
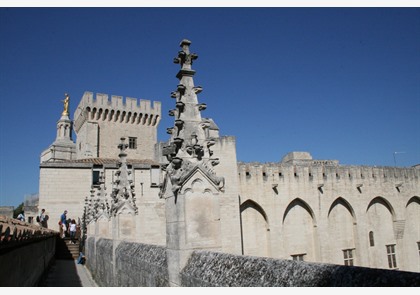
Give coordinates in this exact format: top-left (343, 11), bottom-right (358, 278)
top-left (62, 93), bottom-right (70, 116)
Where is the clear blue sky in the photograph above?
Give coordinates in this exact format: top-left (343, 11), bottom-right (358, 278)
top-left (0, 7), bottom-right (419, 207)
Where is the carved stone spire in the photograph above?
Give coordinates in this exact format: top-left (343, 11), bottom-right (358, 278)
top-left (160, 39), bottom-right (224, 199)
top-left (110, 137), bottom-right (138, 216)
top-left (163, 40), bottom-right (225, 286)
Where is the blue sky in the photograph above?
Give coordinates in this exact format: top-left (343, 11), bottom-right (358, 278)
top-left (0, 7), bottom-right (419, 207)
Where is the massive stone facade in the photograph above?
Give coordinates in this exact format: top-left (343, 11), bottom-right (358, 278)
top-left (38, 39), bottom-right (420, 274)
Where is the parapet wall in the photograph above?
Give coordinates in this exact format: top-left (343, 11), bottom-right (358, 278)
top-left (238, 162), bottom-right (420, 187)
top-left (86, 237), bottom-right (169, 287)
top-left (180, 250), bottom-right (420, 287)
top-left (0, 217), bottom-right (58, 287)
top-left (85, 238), bottom-right (420, 287)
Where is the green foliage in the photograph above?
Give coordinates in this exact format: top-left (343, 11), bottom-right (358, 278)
top-left (13, 202), bottom-right (24, 218)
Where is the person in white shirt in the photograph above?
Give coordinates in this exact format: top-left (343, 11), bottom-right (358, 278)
top-left (17, 212), bottom-right (25, 222)
top-left (69, 219), bottom-right (77, 244)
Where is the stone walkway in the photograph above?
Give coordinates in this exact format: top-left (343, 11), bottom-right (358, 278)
top-left (40, 259), bottom-right (97, 287)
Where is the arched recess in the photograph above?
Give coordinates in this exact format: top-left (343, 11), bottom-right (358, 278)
top-left (282, 198), bottom-right (317, 262)
top-left (327, 197), bottom-right (357, 266)
top-left (366, 196), bottom-right (396, 269)
top-left (403, 196), bottom-right (420, 272)
top-left (240, 199), bottom-right (270, 257)
top-left (282, 198), bottom-right (316, 225)
top-left (367, 196), bottom-right (396, 220)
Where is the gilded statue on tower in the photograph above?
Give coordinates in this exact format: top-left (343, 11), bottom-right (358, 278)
top-left (62, 93), bottom-right (70, 116)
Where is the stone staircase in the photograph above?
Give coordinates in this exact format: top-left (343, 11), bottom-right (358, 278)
top-left (56, 237), bottom-right (80, 260)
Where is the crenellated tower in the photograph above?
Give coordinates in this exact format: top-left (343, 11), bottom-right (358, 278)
top-left (73, 92), bottom-right (161, 161)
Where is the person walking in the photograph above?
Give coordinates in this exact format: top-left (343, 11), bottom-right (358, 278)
top-left (60, 210), bottom-right (68, 238)
top-left (69, 219), bottom-right (77, 244)
top-left (38, 209), bottom-right (46, 227)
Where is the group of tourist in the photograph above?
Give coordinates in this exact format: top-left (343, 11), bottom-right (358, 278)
top-left (58, 210), bottom-right (78, 244)
top-left (28, 208), bottom-right (79, 244)
top-left (14, 208), bottom-right (79, 244)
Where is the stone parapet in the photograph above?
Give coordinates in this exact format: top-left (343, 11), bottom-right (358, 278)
top-left (180, 250), bottom-right (420, 287)
top-left (238, 162), bottom-right (420, 185)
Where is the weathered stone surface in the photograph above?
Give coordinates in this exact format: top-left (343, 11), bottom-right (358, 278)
top-left (94, 238), bottom-right (114, 286)
top-left (180, 250), bottom-right (420, 287)
top-left (115, 241), bottom-right (169, 286)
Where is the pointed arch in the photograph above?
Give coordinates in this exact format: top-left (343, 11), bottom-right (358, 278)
top-left (240, 198), bottom-right (270, 257)
top-left (283, 198), bottom-right (316, 225)
top-left (367, 196), bottom-right (396, 220)
top-left (406, 196), bottom-right (420, 207)
top-left (240, 199), bottom-right (269, 225)
top-left (327, 196), bottom-right (357, 265)
top-left (404, 195), bottom-right (420, 271)
top-left (328, 197), bottom-right (357, 223)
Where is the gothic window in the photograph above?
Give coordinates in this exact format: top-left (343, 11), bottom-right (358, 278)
top-left (129, 137), bottom-right (137, 149)
top-left (343, 249), bottom-right (354, 266)
top-left (386, 244), bottom-right (397, 269)
top-left (291, 254), bottom-right (305, 261)
top-left (369, 231), bottom-right (375, 247)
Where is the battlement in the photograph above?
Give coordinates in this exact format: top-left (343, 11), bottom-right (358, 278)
top-left (238, 161), bottom-right (420, 184)
top-left (73, 91), bottom-right (161, 132)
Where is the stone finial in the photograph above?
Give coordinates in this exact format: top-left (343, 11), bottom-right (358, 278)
top-left (110, 138), bottom-right (138, 216)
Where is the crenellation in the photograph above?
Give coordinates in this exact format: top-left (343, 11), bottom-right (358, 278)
top-left (237, 162), bottom-right (420, 191)
top-left (75, 92), bottom-right (161, 124)
top-left (111, 95), bottom-right (123, 108)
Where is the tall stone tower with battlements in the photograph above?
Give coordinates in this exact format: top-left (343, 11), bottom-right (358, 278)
top-left (73, 91), bottom-right (161, 161)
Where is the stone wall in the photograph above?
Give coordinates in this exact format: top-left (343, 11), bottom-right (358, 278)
top-left (85, 238), bottom-right (420, 287)
top-left (86, 237), bottom-right (169, 287)
top-left (180, 250), bottom-right (420, 287)
top-left (0, 237), bottom-right (56, 286)
top-left (237, 162), bottom-right (420, 271)
top-left (0, 217), bottom-right (57, 286)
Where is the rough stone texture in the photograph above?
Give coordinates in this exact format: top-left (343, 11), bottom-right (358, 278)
top-left (180, 250), bottom-right (420, 287)
top-left (86, 236), bottom-right (96, 278)
top-left (94, 238), bottom-right (114, 286)
top-left (115, 241), bottom-right (169, 286)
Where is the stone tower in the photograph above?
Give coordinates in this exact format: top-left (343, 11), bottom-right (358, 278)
top-left (73, 91), bottom-right (161, 161)
top-left (40, 93), bottom-right (76, 163)
top-left (160, 39), bottom-right (225, 286)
